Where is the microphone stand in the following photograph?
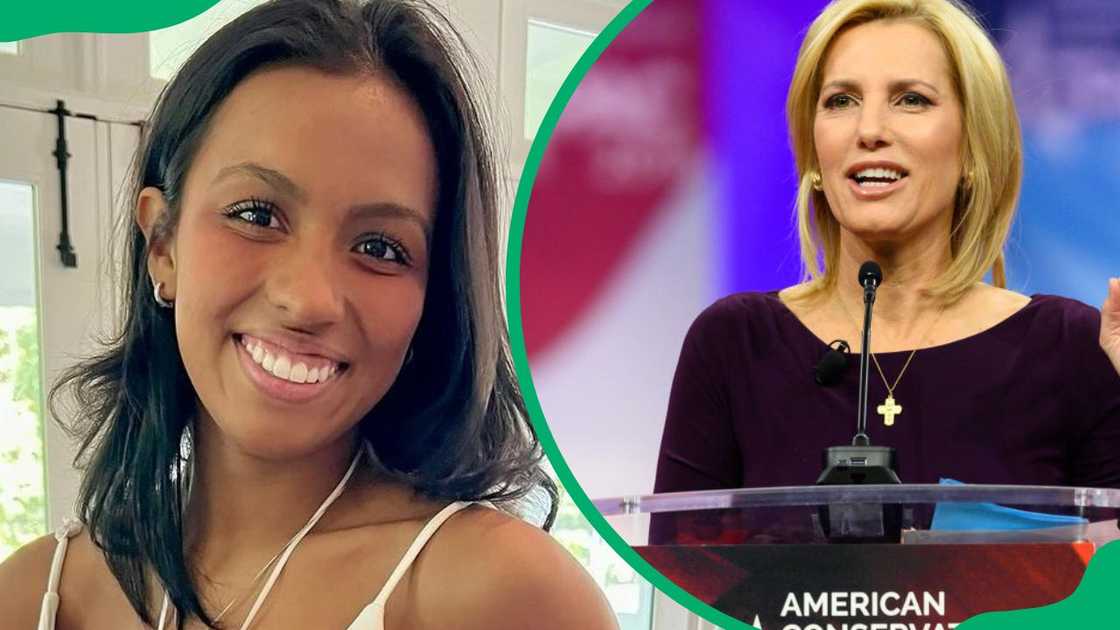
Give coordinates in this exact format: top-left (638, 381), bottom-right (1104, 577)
top-left (816, 261), bottom-right (902, 543)
top-left (855, 274), bottom-right (875, 446)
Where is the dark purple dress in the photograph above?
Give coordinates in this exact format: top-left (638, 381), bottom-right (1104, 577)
top-left (654, 292), bottom-right (1120, 495)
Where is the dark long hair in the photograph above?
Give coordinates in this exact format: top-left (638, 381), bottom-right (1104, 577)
top-left (48, 1), bottom-right (555, 626)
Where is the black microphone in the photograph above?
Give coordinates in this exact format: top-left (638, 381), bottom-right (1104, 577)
top-left (814, 339), bottom-right (850, 386)
top-left (815, 260), bottom-right (901, 543)
top-left (860, 260), bottom-right (882, 300)
top-left (855, 261), bottom-right (882, 445)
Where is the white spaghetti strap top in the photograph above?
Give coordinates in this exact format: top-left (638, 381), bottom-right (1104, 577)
top-left (347, 500), bottom-right (477, 629)
top-left (36, 502), bottom-right (482, 630)
top-left (37, 517), bottom-right (83, 630)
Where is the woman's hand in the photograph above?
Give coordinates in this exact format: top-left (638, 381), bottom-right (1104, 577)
top-left (1103, 277), bottom-right (1120, 375)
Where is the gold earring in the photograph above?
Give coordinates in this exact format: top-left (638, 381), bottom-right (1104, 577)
top-left (962, 169), bottom-right (975, 190)
top-left (810, 171), bottom-right (823, 191)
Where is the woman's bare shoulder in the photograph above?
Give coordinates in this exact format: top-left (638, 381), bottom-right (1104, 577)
top-left (0, 524), bottom-right (130, 629)
top-left (0, 532), bottom-right (62, 627)
top-left (407, 505), bottom-right (618, 630)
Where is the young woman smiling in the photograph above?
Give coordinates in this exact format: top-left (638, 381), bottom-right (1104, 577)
top-left (0, 1), bottom-right (617, 628)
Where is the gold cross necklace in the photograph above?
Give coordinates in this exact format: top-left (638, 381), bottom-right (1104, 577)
top-left (838, 294), bottom-right (946, 427)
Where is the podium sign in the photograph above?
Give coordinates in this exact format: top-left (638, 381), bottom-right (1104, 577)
top-left (595, 485), bottom-right (1120, 627)
top-left (637, 542), bottom-right (1093, 628)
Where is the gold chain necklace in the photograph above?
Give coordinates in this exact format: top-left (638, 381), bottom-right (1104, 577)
top-left (205, 547), bottom-right (286, 624)
top-left (838, 295), bottom-right (946, 427)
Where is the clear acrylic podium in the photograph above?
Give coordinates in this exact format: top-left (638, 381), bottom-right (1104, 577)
top-left (594, 485), bottom-right (1120, 627)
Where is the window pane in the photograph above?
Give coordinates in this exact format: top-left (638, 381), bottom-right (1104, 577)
top-left (0, 180), bottom-right (46, 562)
top-left (525, 20), bottom-right (597, 140)
top-left (149, 0), bottom-right (270, 81)
top-left (0, 42), bottom-right (18, 55)
top-left (552, 486), bottom-right (653, 629)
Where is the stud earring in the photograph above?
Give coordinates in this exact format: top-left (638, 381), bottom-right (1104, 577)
top-left (153, 281), bottom-right (174, 308)
top-left (810, 171), bottom-right (823, 191)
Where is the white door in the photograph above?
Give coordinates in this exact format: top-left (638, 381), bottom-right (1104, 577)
top-left (0, 104), bottom-right (136, 558)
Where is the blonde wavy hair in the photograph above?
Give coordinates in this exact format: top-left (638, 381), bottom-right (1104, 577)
top-left (785, 0), bottom-right (1022, 304)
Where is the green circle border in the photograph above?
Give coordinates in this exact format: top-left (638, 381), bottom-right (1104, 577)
top-left (503, 2), bottom-right (1120, 629)
top-left (503, 1), bottom-right (753, 627)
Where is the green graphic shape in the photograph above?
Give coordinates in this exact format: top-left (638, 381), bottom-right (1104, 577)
top-left (504, 1), bottom-right (751, 627)
top-left (1, 0), bottom-right (220, 40)
top-left (501, 1), bottom-right (1120, 629)
top-left (959, 539), bottom-right (1119, 628)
